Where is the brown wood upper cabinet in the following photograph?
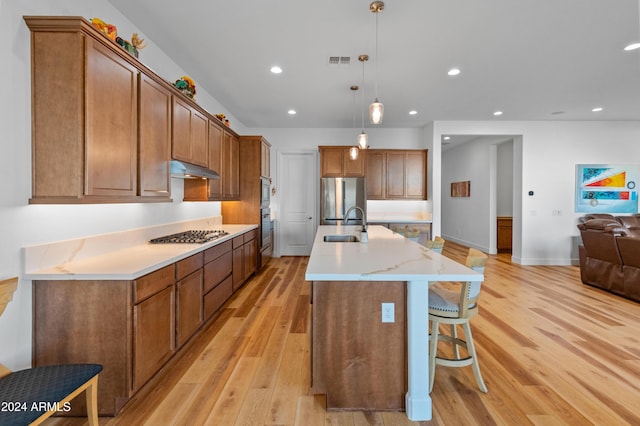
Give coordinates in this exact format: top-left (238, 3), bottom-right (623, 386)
top-left (261, 138), bottom-right (271, 178)
top-left (25, 16), bottom-right (173, 203)
top-left (24, 16), bottom-right (171, 203)
top-left (139, 74), bottom-right (172, 198)
top-left (222, 131), bottom-right (240, 200)
top-left (319, 146), bottom-right (365, 177)
top-left (172, 97), bottom-right (209, 168)
top-left (208, 122), bottom-right (224, 200)
top-left (365, 149), bottom-right (428, 200)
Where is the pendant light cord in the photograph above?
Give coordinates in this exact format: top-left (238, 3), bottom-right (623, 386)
top-left (375, 11), bottom-right (379, 100)
top-left (361, 59), bottom-right (366, 130)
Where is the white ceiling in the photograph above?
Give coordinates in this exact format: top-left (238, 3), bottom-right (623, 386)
top-left (109, 0), bottom-right (640, 129)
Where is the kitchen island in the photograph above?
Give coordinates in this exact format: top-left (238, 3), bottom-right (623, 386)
top-left (305, 225), bottom-right (483, 421)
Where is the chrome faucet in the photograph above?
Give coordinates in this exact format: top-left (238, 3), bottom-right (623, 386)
top-left (344, 206), bottom-right (367, 232)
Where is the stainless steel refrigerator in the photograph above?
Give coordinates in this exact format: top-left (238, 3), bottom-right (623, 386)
top-left (320, 177), bottom-right (366, 225)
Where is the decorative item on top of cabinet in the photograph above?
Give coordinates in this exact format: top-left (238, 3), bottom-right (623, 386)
top-left (25, 16), bottom-right (173, 203)
top-left (365, 149), bottom-right (427, 200)
top-left (319, 146), bottom-right (365, 177)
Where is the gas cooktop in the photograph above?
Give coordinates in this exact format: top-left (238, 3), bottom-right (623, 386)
top-left (149, 230), bottom-right (229, 244)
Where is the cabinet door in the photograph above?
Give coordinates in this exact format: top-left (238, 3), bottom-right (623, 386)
top-left (85, 39), bottom-right (138, 197)
top-left (386, 152), bottom-right (407, 198)
top-left (223, 132), bottom-right (240, 200)
top-left (244, 238), bottom-right (258, 281)
top-left (405, 151), bottom-right (427, 199)
top-left (320, 147), bottom-right (344, 177)
top-left (343, 148), bottom-right (365, 177)
top-left (172, 98), bottom-right (208, 167)
top-left (208, 122), bottom-right (224, 200)
top-left (172, 97), bottom-right (192, 162)
top-left (365, 150), bottom-right (385, 199)
top-left (191, 109), bottom-right (209, 167)
top-left (261, 139), bottom-right (271, 178)
top-left (176, 269), bottom-right (203, 347)
top-left (232, 246), bottom-right (244, 291)
top-left (133, 284), bottom-right (175, 391)
top-left (139, 74), bottom-right (171, 198)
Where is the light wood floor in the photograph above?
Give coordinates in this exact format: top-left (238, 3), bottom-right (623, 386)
top-left (46, 241), bottom-right (640, 425)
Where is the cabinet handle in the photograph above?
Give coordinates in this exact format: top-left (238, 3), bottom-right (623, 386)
top-left (307, 217), bottom-right (312, 220)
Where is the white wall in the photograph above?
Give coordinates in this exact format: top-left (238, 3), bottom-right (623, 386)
top-left (0, 0), bottom-right (245, 370)
top-left (434, 121), bottom-right (640, 265)
top-left (496, 140), bottom-right (514, 216)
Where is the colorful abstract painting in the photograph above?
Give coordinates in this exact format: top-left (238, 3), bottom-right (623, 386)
top-left (575, 164), bottom-right (639, 213)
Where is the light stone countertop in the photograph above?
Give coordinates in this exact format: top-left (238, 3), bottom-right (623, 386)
top-left (305, 225), bottom-right (481, 282)
top-left (24, 223), bottom-right (257, 281)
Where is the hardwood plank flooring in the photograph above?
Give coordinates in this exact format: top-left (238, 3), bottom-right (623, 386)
top-left (45, 241), bottom-right (640, 425)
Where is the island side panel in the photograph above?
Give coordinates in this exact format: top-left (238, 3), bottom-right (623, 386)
top-left (311, 280), bottom-right (407, 411)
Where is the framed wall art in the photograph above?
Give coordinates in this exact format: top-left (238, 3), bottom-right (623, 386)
top-left (575, 164), bottom-right (639, 213)
top-left (451, 180), bottom-right (471, 198)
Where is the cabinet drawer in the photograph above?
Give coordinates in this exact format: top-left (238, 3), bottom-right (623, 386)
top-left (203, 251), bottom-right (233, 293)
top-left (232, 235), bottom-right (244, 249)
top-left (176, 252), bottom-right (203, 281)
top-left (134, 264), bottom-right (175, 304)
top-left (204, 240), bottom-right (232, 264)
top-left (244, 229), bottom-right (258, 243)
top-left (204, 275), bottom-right (233, 320)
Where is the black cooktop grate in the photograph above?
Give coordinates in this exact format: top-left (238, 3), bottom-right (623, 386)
top-left (149, 230), bottom-right (229, 244)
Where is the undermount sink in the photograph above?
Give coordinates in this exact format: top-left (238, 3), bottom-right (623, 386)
top-left (323, 234), bottom-right (359, 243)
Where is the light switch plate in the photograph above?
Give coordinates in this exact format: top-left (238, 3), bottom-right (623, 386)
top-left (382, 303), bottom-right (395, 323)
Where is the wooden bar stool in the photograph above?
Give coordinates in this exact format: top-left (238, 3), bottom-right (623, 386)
top-left (428, 248), bottom-right (488, 392)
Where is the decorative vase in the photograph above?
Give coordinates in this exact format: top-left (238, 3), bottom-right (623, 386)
top-left (224, 119), bottom-right (230, 127)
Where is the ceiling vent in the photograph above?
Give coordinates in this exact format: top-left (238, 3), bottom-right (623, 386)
top-left (328, 56), bottom-right (351, 66)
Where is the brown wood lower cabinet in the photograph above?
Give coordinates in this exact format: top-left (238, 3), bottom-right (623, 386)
top-left (32, 229), bottom-right (258, 416)
top-left (311, 280), bottom-right (407, 411)
top-left (232, 229), bottom-right (258, 291)
top-left (133, 265), bottom-right (176, 393)
top-left (497, 216), bottom-right (513, 253)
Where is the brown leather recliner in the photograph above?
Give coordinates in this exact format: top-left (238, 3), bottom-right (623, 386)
top-left (577, 216), bottom-right (640, 302)
top-left (616, 237), bottom-right (640, 301)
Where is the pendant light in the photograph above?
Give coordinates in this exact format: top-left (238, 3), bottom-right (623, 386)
top-left (369, 1), bottom-right (384, 125)
top-left (349, 85), bottom-right (359, 160)
top-left (358, 54), bottom-right (369, 149)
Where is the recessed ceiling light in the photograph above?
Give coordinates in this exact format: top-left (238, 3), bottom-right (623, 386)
top-left (443, 136), bottom-right (451, 140)
top-left (493, 111), bottom-right (503, 116)
top-left (288, 109), bottom-right (296, 115)
top-left (591, 107), bottom-right (603, 112)
top-left (624, 42), bottom-right (640, 51)
top-left (270, 66), bottom-right (283, 74)
top-left (409, 110), bottom-right (418, 115)
top-left (447, 68), bottom-right (461, 76)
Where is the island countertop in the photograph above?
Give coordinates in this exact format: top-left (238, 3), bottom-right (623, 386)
top-left (305, 225), bottom-right (482, 282)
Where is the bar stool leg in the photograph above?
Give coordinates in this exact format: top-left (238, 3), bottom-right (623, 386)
top-left (429, 318), bottom-right (440, 392)
top-left (463, 322), bottom-right (487, 392)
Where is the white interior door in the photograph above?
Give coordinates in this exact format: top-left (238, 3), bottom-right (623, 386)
top-left (278, 151), bottom-right (317, 256)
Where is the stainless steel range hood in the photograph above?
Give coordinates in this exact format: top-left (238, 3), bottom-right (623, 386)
top-left (170, 160), bottom-right (220, 180)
